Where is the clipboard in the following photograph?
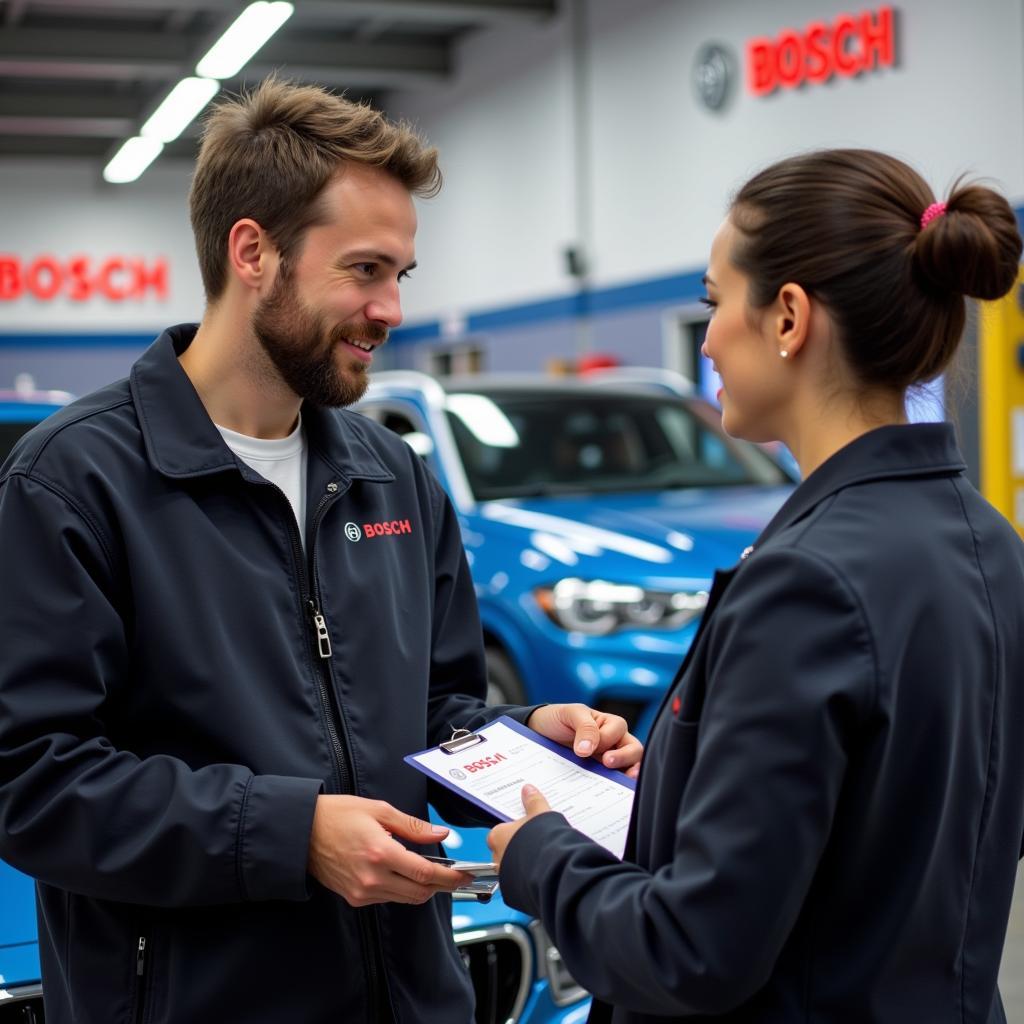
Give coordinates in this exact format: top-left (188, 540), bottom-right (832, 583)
top-left (407, 716), bottom-right (635, 858)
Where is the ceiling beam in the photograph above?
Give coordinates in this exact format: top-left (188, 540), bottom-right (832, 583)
top-left (0, 92), bottom-right (141, 118)
top-left (0, 27), bottom-right (450, 88)
top-left (248, 35), bottom-right (450, 88)
top-left (0, 115), bottom-right (132, 137)
top-left (19, 0), bottom-right (555, 23)
top-left (4, 0), bottom-right (29, 28)
top-left (0, 26), bottom-right (194, 62)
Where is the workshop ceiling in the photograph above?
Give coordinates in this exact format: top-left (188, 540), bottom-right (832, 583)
top-left (0, 0), bottom-right (556, 166)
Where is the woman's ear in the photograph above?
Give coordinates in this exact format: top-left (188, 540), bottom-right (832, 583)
top-left (772, 282), bottom-right (811, 359)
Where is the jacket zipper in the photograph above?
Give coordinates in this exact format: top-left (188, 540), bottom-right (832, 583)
top-left (282, 483), bottom-right (394, 1021)
top-left (134, 935), bottom-right (148, 1024)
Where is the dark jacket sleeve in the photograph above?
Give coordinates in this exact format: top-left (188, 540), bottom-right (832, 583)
top-left (499, 547), bottom-right (875, 1016)
top-left (0, 473), bottom-right (321, 907)
top-left (422, 475), bottom-right (541, 825)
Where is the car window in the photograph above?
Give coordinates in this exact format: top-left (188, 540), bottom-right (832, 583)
top-left (444, 391), bottom-right (789, 499)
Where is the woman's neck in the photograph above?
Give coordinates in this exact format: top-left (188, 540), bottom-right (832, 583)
top-left (783, 388), bottom-right (907, 478)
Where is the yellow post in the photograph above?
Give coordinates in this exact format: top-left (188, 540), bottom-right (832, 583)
top-left (979, 268), bottom-right (1024, 536)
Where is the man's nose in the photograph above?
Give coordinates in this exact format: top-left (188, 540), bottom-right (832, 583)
top-left (366, 282), bottom-right (403, 329)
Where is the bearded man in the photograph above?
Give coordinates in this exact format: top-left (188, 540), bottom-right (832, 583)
top-left (0, 78), bottom-right (641, 1024)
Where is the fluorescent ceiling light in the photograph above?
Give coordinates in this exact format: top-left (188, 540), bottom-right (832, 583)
top-left (196, 1), bottom-right (294, 79)
top-left (140, 77), bottom-right (220, 143)
top-left (103, 136), bottom-right (164, 184)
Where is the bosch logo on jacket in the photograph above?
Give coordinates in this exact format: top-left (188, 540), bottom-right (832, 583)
top-left (344, 518), bottom-right (412, 540)
top-left (363, 518), bottom-right (412, 537)
top-left (0, 325), bottom-right (537, 1024)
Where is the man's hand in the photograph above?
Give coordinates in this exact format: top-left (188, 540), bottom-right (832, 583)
top-left (527, 703), bottom-right (643, 779)
top-left (307, 795), bottom-right (471, 907)
top-left (487, 784), bottom-right (552, 868)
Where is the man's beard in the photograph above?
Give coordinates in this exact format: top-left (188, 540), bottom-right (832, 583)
top-left (251, 271), bottom-right (387, 408)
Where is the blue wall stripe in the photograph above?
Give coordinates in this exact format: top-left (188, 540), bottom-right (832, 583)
top-left (466, 294), bottom-right (583, 332)
top-left (386, 321), bottom-right (442, 343)
top-left (392, 268), bottom-right (708, 343)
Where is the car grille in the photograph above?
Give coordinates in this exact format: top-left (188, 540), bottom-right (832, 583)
top-left (0, 985), bottom-right (45, 1023)
top-left (455, 923), bottom-right (532, 1024)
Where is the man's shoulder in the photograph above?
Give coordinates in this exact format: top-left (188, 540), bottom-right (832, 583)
top-left (3, 377), bottom-right (137, 481)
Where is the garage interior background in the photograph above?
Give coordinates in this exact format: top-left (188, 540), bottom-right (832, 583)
top-left (2, 0), bottom-right (1024, 503)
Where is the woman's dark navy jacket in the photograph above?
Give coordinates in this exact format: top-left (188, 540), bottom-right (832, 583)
top-left (0, 325), bottom-right (537, 1024)
top-left (501, 423), bottom-right (1024, 1023)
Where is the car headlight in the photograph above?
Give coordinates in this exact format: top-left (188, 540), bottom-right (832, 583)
top-left (534, 577), bottom-right (708, 636)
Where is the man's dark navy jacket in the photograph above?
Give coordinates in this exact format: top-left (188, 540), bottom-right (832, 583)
top-left (502, 424), bottom-right (1024, 1023)
top-left (0, 326), bottom-right (535, 1024)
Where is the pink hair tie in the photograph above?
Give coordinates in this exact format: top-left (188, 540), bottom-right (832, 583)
top-left (920, 201), bottom-right (947, 229)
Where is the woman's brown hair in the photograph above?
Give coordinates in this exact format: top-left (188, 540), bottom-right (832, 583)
top-left (189, 76), bottom-right (441, 301)
top-left (729, 149), bottom-right (1022, 390)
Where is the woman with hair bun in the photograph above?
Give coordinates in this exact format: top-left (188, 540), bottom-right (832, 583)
top-left (488, 149), bottom-right (1024, 1023)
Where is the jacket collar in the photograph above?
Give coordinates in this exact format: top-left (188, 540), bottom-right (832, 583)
top-left (130, 324), bottom-right (394, 483)
top-left (754, 423), bottom-right (966, 551)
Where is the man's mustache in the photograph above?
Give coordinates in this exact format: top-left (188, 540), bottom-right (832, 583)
top-left (330, 321), bottom-right (389, 346)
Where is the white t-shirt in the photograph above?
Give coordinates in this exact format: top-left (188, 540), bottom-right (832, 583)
top-left (216, 416), bottom-right (308, 549)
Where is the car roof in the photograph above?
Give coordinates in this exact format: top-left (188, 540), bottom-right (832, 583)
top-left (0, 388), bottom-right (74, 405)
top-left (369, 369), bottom-right (695, 401)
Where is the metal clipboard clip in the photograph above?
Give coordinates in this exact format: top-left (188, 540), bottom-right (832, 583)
top-left (439, 727), bottom-right (487, 755)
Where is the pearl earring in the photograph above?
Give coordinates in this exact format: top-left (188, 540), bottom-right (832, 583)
top-left (780, 350), bottom-right (789, 358)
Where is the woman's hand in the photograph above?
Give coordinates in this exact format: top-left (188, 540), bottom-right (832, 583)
top-left (487, 784), bottom-right (552, 867)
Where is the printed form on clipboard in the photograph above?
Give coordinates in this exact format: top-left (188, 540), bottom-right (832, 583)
top-left (405, 716), bottom-right (636, 859)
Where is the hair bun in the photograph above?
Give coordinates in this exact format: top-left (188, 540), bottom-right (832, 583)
top-left (913, 183), bottom-right (1022, 300)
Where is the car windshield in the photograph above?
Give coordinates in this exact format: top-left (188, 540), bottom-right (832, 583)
top-left (444, 390), bottom-right (790, 500)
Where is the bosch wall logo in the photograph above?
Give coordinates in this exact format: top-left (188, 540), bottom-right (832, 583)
top-left (345, 522), bottom-right (362, 542)
top-left (449, 768), bottom-right (467, 781)
top-left (693, 43), bottom-right (735, 112)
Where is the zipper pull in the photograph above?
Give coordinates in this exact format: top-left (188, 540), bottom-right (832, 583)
top-left (309, 601), bottom-right (332, 659)
top-left (136, 936), bottom-right (147, 977)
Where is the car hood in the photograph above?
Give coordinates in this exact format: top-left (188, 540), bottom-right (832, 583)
top-left (0, 860), bottom-right (40, 988)
top-left (466, 486), bottom-right (791, 583)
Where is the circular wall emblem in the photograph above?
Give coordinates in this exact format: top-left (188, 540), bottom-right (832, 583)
top-left (449, 768), bottom-right (467, 781)
top-left (345, 522), bottom-right (362, 542)
top-left (693, 43), bottom-right (735, 112)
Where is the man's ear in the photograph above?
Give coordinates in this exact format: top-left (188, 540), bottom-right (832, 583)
top-left (771, 282), bottom-right (812, 359)
top-left (226, 218), bottom-right (278, 293)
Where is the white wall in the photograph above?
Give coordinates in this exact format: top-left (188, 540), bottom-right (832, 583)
top-left (0, 0), bottom-right (1021, 339)
top-left (0, 159), bottom-right (200, 330)
top-left (392, 0), bottom-right (1024, 322)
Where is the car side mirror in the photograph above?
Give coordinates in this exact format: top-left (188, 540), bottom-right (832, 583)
top-left (401, 431), bottom-right (435, 459)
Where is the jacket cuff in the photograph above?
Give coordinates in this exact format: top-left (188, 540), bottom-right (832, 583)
top-left (237, 774), bottom-right (323, 902)
top-left (498, 810), bottom-right (571, 915)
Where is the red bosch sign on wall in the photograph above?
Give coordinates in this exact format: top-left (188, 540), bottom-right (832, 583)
top-left (0, 255), bottom-right (169, 302)
top-left (747, 6), bottom-right (895, 97)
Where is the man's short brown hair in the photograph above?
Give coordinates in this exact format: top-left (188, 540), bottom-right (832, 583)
top-left (189, 77), bottom-right (441, 301)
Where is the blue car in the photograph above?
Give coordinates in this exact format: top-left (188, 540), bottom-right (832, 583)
top-left (0, 386), bottom-right (589, 1022)
top-left (1, 389), bottom-right (73, 1020)
top-left (356, 370), bottom-right (794, 737)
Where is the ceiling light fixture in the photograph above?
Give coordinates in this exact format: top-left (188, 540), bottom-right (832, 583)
top-left (102, 137), bottom-right (165, 184)
top-left (196, 1), bottom-right (295, 80)
top-left (140, 76), bottom-right (221, 143)
top-left (104, 1), bottom-right (293, 183)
